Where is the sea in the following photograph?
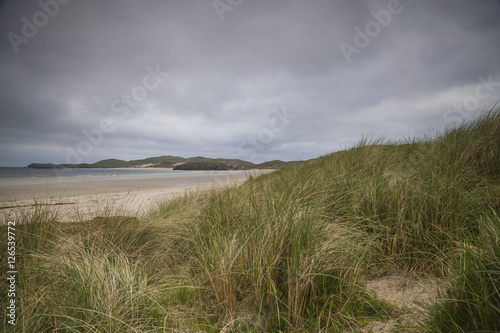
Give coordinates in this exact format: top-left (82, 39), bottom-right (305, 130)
top-left (0, 167), bottom-right (191, 179)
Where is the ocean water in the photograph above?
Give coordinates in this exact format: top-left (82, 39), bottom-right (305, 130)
top-left (0, 167), bottom-right (190, 179)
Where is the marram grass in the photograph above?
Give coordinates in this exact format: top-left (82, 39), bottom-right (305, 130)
top-left (1, 105), bottom-right (499, 332)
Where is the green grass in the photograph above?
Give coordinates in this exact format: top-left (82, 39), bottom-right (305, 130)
top-left (1, 106), bottom-right (499, 332)
top-left (424, 211), bottom-right (500, 332)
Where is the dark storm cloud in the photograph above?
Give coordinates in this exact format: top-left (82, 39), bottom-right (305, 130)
top-left (0, 0), bottom-right (499, 166)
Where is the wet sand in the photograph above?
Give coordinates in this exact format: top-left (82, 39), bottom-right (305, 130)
top-left (0, 170), bottom-right (271, 223)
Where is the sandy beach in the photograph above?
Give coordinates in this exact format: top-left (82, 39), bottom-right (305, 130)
top-left (0, 169), bottom-right (271, 223)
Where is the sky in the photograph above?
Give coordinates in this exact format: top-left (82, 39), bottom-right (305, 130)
top-left (0, 0), bottom-right (499, 167)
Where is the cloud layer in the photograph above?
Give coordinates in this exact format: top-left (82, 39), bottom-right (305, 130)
top-left (1, 0), bottom-right (499, 166)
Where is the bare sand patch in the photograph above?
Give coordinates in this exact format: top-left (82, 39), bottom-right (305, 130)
top-left (356, 269), bottom-right (439, 332)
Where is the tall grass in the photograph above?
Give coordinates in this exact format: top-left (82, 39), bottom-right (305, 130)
top-left (190, 170), bottom-right (382, 330)
top-left (313, 107), bottom-right (500, 273)
top-left (1, 105), bottom-right (499, 331)
top-left (19, 243), bottom-right (163, 332)
top-left (425, 211), bottom-right (500, 332)
top-left (13, 199), bottom-right (60, 254)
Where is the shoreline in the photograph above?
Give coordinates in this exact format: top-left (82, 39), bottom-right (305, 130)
top-left (0, 170), bottom-right (272, 223)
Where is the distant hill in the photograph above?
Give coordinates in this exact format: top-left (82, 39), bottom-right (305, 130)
top-left (27, 155), bottom-right (295, 170)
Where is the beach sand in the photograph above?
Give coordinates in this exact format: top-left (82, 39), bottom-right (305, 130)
top-left (0, 170), bottom-right (271, 223)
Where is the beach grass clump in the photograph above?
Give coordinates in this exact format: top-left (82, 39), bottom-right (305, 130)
top-left (4, 213), bottom-right (181, 332)
top-left (17, 244), bottom-right (165, 332)
top-left (0, 200), bottom-right (60, 332)
top-left (189, 167), bottom-right (389, 330)
top-left (13, 199), bottom-right (60, 254)
top-left (424, 212), bottom-right (500, 332)
top-left (1, 203), bottom-right (183, 332)
top-left (309, 106), bottom-right (500, 273)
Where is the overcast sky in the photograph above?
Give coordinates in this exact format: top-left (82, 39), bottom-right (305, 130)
top-left (0, 0), bottom-right (499, 167)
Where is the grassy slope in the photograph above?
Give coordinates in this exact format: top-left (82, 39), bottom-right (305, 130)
top-left (2, 107), bottom-right (499, 332)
